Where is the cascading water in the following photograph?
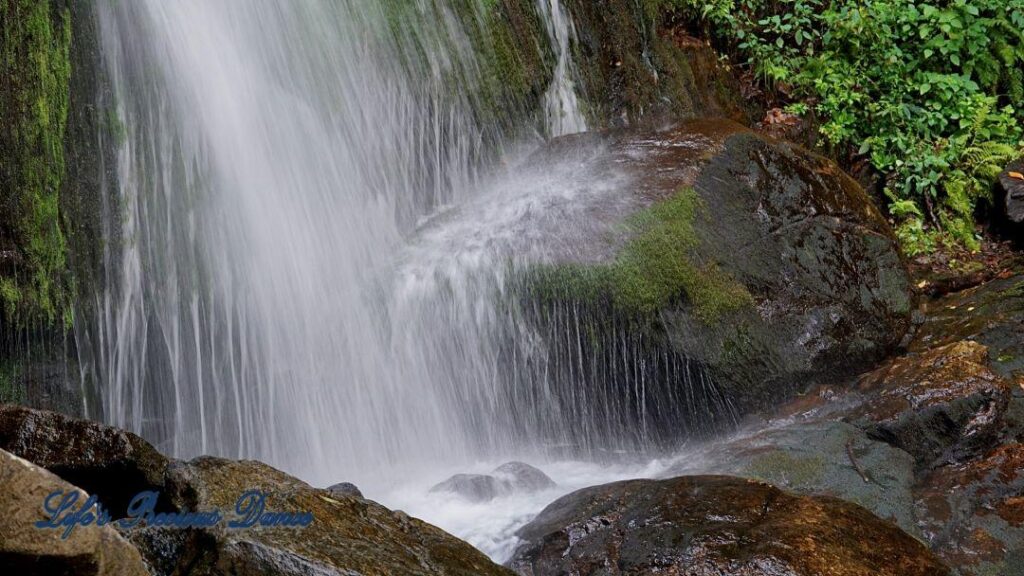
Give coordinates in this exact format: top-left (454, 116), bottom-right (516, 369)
top-left (536, 0), bottom-right (587, 137)
top-left (81, 0), bottom-right (730, 524)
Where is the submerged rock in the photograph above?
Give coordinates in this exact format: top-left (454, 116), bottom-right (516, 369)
top-left (493, 462), bottom-right (557, 492)
top-left (430, 474), bottom-right (509, 503)
top-left (0, 404), bottom-right (171, 516)
top-left (508, 475), bottom-right (949, 576)
top-left (430, 462), bottom-right (556, 503)
top-left (845, 341), bottom-right (1012, 468)
top-left (0, 449), bottom-right (150, 576)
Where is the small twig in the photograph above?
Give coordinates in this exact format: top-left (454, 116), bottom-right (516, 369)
top-left (846, 439), bottom-right (872, 484)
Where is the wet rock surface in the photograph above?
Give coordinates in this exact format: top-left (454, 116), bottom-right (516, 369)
top-left (325, 481), bottom-right (363, 499)
top-left (130, 456), bottom-right (514, 576)
top-left (431, 462), bottom-right (556, 502)
top-left (508, 475), bottom-right (949, 576)
top-left (0, 448), bottom-right (150, 576)
top-left (846, 340), bottom-right (1012, 468)
top-left (916, 443), bottom-right (1024, 575)
top-left (524, 120), bottom-right (914, 424)
top-left (0, 405), bottom-right (514, 576)
top-left (672, 421), bottom-right (921, 538)
top-left (0, 404), bottom-right (171, 517)
top-left (999, 159), bottom-right (1024, 231)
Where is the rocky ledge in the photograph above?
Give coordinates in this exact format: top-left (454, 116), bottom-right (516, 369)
top-left (508, 475), bottom-right (949, 576)
top-left (0, 405), bottom-right (513, 576)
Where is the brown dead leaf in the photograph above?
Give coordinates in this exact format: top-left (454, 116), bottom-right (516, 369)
top-left (1009, 171), bottom-right (1024, 180)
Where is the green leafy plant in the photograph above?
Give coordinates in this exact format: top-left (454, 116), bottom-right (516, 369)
top-left (668, 0), bottom-right (1024, 253)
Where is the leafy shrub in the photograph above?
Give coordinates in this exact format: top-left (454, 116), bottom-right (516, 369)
top-left (667, 0), bottom-right (1024, 253)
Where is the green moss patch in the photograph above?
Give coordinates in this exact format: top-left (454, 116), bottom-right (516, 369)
top-left (1, 0), bottom-right (73, 328)
top-left (525, 187), bottom-right (753, 323)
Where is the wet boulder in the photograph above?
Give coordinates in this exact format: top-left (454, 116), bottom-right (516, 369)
top-left (519, 120), bottom-right (913, 440)
top-left (672, 420), bottom-right (921, 538)
top-left (0, 404), bottom-right (170, 516)
top-left (493, 462), bottom-right (557, 492)
top-left (915, 443), bottom-right (1024, 575)
top-left (0, 449), bottom-right (150, 576)
top-left (430, 474), bottom-right (509, 503)
top-left (845, 341), bottom-right (1012, 468)
top-left (325, 481), bottom-right (363, 499)
top-left (430, 462), bottom-right (556, 503)
top-left (126, 456), bottom-right (513, 576)
top-left (998, 159), bottom-right (1024, 236)
top-left (508, 475), bottom-right (949, 576)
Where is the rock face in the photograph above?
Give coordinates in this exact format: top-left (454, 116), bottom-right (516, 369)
top-left (0, 405), bottom-right (514, 576)
top-left (520, 120), bottom-right (914, 441)
top-left (998, 159), bottom-right (1024, 232)
top-left (672, 421), bottom-right (922, 539)
top-left (916, 443), bottom-right (1024, 575)
top-left (508, 475), bottom-right (949, 576)
top-left (128, 456), bottom-right (513, 576)
top-left (0, 448), bottom-right (150, 576)
top-left (0, 404), bottom-right (170, 516)
top-left (846, 340), bottom-right (1012, 468)
top-left (430, 462), bottom-right (556, 503)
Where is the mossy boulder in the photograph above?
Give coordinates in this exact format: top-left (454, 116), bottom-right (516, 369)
top-left (508, 475), bottom-right (950, 576)
top-left (517, 120), bottom-right (913, 437)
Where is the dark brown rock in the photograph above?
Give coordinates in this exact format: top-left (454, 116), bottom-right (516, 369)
top-left (845, 341), bottom-right (1012, 468)
top-left (518, 120), bottom-right (914, 446)
top-left (0, 404), bottom-right (171, 516)
top-left (508, 475), bottom-right (949, 576)
top-left (0, 448), bottom-right (150, 576)
top-left (998, 159), bottom-right (1024, 234)
top-left (915, 443), bottom-right (1024, 575)
top-left (125, 456), bottom-right (513, 576)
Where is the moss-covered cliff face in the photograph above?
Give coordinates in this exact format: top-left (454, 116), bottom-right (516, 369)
top-left (0, 0), bottom-right (73, 328)
top-left (563, 0), bottom-right (748, 127)
top-left (429, 0), bottom-right (746, 141)
top-left (0, 0), bottom-right (110, 415)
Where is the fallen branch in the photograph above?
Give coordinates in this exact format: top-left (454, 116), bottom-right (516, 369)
top-left (846, 439), bottom-right (872, 484)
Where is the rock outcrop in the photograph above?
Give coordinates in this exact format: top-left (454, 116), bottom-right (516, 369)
top-left (517, 120), bottom-right (914, 446)
top-left (0, 448), bottom-right (150, 576)
top-left (0, 405), bottom-right (514, 576)
top-left (130, 456), bottom-right (514, 576)
top-left (508, 475), bottom-right (949, 576)
top-left (846, 340), bottom-right (1012, 468)
top-left (0, 404), bottom-right (170, 516)
top-left (916, 443), bottom-right (1024, 575)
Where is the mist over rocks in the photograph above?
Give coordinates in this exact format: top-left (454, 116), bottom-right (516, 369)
top-left (430, 462), bottom-right (557, 503)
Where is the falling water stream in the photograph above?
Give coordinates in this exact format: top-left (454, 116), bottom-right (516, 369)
top-left (81, 0), bottom-right (721, 559)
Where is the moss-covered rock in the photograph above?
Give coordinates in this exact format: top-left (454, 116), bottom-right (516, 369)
top-left (516, 119), bottom-right (913, 432)
top-left (0, 0), bottom-right (73, 327)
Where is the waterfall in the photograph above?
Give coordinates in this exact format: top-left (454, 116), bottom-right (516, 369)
top-left (81, 0), bottom-right (722, 488)
top-left (537, 0), bottom-right (587, 137)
